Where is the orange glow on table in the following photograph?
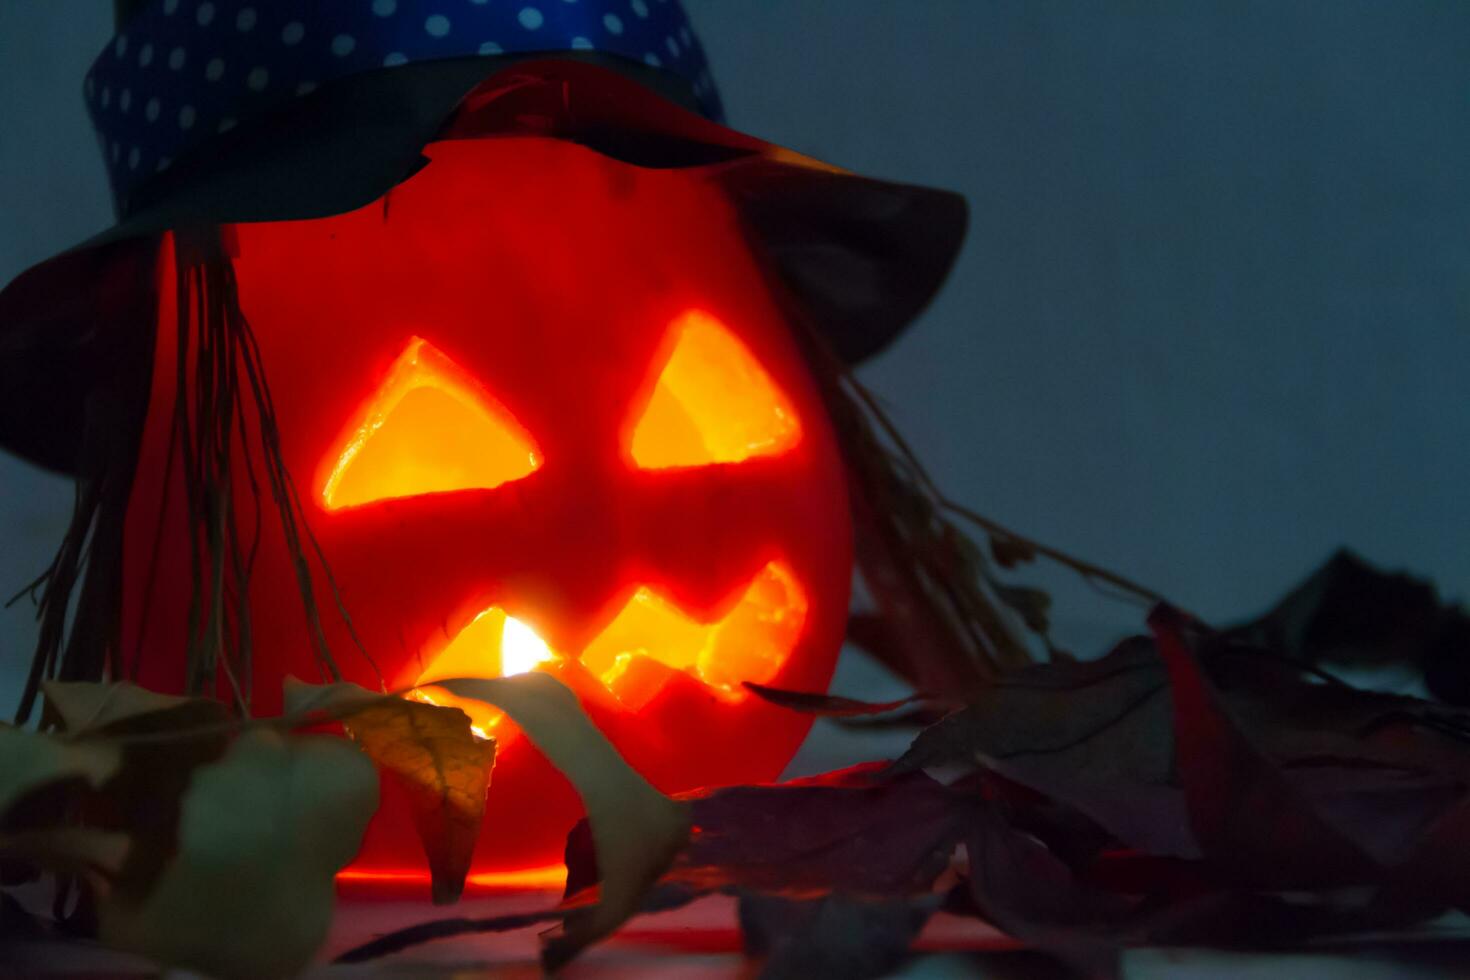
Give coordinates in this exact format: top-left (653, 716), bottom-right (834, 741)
top-left (337, 865), bottom-right (567, 892)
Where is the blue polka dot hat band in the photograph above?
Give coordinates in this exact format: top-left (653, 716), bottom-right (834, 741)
top-left (85, 0), bottom-right (724, 214)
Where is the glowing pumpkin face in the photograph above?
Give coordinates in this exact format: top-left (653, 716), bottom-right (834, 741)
top-left (121, 136), bottom-right (852, 876)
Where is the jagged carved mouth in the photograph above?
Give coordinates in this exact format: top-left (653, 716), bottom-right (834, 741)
top-left (410, 560), bottom-right (807, 736)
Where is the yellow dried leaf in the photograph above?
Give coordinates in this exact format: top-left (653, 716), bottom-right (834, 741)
top-left (0, 726), bottom-right (119, 818)
top-left (346, 700), bottom-right (494, 903)
top-left (436, 674), bottom-right (691, 967)
top-left (42, 680), bottom-right (197, 734)
top-left (99, 730), bottom-right (376, 980)
top-left (284, 678), bottom-right (495, 904)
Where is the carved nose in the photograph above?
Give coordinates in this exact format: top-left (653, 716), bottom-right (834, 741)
top-left (500, 459), bottom-right (632, 656)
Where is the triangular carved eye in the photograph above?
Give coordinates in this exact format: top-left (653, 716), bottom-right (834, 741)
top-left (627, 311), bottom-right (801, 469)
top-left (321, 338), bottom-right (540, 510)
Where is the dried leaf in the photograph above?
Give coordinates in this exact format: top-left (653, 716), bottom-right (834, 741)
top-left (1227, 550), bottom-right (1470, 703)
top-left (833, 707), bottom-right (953, 730)
top-left (965, 803), bottom-right (1132, 977)
top-left (669, 569), bottom-right (1470, 971)
top-left (333, 905), bottom-right (571, 964)
top-left (41, 680), bottom-right (197, 734)
top-left (283, 672), bottom-right (688, 967)
top-left (661, 764), bottom-right (966, 899)
top-left (347, 711), bottom-right (493, 905)
top-left (1150, 606), bottom-right (1378, 888)
top-left (98, 730), bottom-right (377, 980)
top-left (994, 584), bottom-right (1053, 637)
top-left (894, 639), bottom-right (1168, 782)
top-left (744, 682), bottom-right (930, 717)
top-left (283, 679), bottom-right (495, 904)
top-left (891, 639), bottom-right (1190, 861)
top-left (74, 691), bottom-right (233, 899)
top-left (279, 676), bottom-right (378, 719)
top-left (1200, 647), bottom-right (1470, 775)
top-left (515, 764), bottom-right (969, 976)
top-left (957, 790), bottom-right (1431, 968)
top-left (1280, 762), bottom-right (1462, 868)
top-left (568, 765), bottom-right (967, 978)
top-left (895, 626), bottom-right (1470, 870)
top-left (433, 674), bottom-right (691, 970)
top-left (1376, 792), bottom-right (1470, 916)
top-left (0, 827), bottom-right (129, 882)
top-left (0, 726), bottom-right (119, 818)
top-left (989, 534), bottom-right (1040, 569)
top-left (982, 756), bottom-right (1195, 860)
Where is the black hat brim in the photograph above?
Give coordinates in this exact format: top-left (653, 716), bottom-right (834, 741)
top-left (0, 56), bottom-right (966, 475)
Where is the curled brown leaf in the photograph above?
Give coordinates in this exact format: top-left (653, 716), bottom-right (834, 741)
top-left (284, 678), bottom-right (494, 905)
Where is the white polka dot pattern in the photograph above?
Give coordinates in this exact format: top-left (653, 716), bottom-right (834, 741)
top-left (85, 0), bottom-right (722, 215)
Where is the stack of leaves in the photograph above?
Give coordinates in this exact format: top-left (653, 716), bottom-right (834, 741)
top-left (0, 671), bottom-right (685, 979)
top-left (6, 552), bottom-right (1470, 979)
top-left (1, 682), bottom-right (378, 978)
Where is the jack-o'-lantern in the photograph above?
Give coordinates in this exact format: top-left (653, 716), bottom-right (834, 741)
top-left (0, 1), bottom-right (967, 882)
top-left (125, 132), bottom-right (854, 875)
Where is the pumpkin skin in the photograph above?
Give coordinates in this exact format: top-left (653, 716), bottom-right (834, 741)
top-left (120, 135), bottom-right (853, 876)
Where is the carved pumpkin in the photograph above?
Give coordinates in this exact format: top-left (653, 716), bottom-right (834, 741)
top-left (121, 133), bottom-right (853, 876)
